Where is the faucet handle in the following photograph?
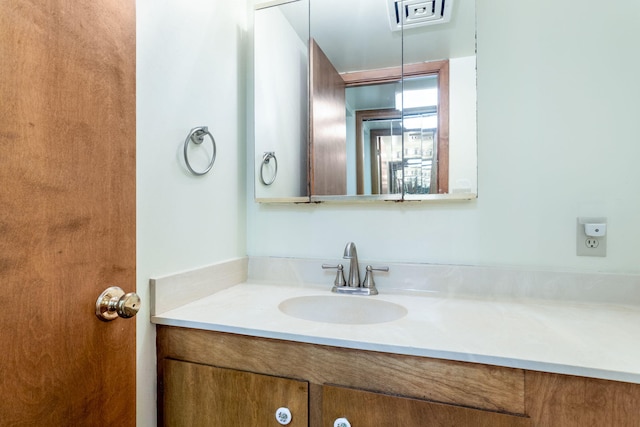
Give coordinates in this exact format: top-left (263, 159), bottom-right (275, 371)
top-left (362, 265), bottom-right (389, 291)
top-left (322, 264), bottom-right (346, 287)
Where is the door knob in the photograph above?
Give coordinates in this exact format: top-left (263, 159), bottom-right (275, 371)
top-left (95, 286), bottom-right (141, 321)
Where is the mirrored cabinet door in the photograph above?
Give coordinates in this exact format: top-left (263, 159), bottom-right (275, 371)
top-left (254, 0), bottom-right (310, 202)
top-left (253, 0), bottom-right (477, 203)
top-left (310, 0), bottom-right (402, 200)
top-left (401, 0), bottom-right (477, 200)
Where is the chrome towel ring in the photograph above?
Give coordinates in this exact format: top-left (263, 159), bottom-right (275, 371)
top-left (260, 151), bottom-right (278, 185)
top-left (184, 126), bottom-right (216, 176)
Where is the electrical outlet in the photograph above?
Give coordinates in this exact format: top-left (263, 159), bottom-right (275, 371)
top-left (585, 238), bottom-right (599, 248)
top-left (577, 218), bottom-right (607, 257)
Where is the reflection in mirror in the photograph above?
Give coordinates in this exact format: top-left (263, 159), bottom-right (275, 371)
top-left (357, 75), bottom-right (442, 196)
top-left (254, 0), bottom-right (310, 201)
top-left (309, 0), bottom-right (402, 198)
top-left (309, 0), bottom-right (476, 200)
top-left (401, 0), bottom-right (476, 199)
top-left (346, 81), bottom-right (402, 196)
top-left (346, 63), bottom-right (449, 196)
top-left (253, 0), bottom-right (477, 202)
top-left (402, 74), bottom-right (443, 195)
top-left (353, 100), bottom-right (402, 196)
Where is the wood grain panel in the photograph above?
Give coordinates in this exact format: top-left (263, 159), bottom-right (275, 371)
top-left (436, 60), bottom-right (450, 193)
top-left (341, 60), bottom-right (449, 87)
top-left (156, 327), bottom-right (526, 416)
top-left (163, 359), bottom-right (308, 427)
top-left (310, 39), bottom-right (347, 195)
top-left (323, 385), bottom-right (531, 427)
top-left (525, 371), bottom-right (640, 426)
top-left (0, 0), bottom-right (136, 424)
top-left (309, 383), bottom-right (324, 427)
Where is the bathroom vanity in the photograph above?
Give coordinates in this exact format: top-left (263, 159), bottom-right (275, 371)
top-left (152, 258), bottom-right (640, 426)
top-left (156, 326), bottom-right (640, 426)
top-left (157, 326), bottom-right (530, 426)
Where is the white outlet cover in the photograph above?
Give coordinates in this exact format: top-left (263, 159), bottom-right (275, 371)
top-left (576, 217), bottom-right (607, 257)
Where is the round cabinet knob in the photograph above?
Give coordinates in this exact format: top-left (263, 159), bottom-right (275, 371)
top-left (334, 417), bottom-right (351, 427)
top-left (275, 407), bottom-right (292, 425)
top-left (96, 286), bottom-right (141, 321)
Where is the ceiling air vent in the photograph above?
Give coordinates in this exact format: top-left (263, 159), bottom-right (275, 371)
top-left (387, 0), bottom-right (453, 32)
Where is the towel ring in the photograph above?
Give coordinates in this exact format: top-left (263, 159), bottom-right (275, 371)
top-left (260, 152), bottom-right (278, 185)
top-left (184, 126), bottom-right (216, 176)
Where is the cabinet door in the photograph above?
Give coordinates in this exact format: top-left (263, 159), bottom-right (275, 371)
top-left (323, 385), bottom-right (530, 427)
top-left (163, 359), bottom-right (308, 427)
top-left (525, 371), bottom-right (640, 426)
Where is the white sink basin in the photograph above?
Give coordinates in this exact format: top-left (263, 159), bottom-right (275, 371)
top-left (278, 295), bottom-right (407, 325)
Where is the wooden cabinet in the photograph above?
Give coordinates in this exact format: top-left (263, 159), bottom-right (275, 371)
top-left (163, 359), bottom-right (308, 427)
top-left (157, 326), bottom-right (640, 427)
top-left (157, 326), bottom-right (527, 426)
top-left (161, 358), bottom-right (528, 427)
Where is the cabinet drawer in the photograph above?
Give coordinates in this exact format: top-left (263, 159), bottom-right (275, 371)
top-left (322, 384), bottom-right (531, 427)
top-left (157, 326), bottom-right (525, 414)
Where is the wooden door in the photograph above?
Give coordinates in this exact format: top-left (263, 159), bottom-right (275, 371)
top-left (322, 385), bottom-right (531, 427)
top-left (163, 359), bottom-right (309, 427)
top-left (0, 0), bottom-right (136, 425)
top-left (309, 39), bottom-right (347, 196)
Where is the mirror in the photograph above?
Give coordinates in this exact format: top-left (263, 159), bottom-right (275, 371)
top-left (254, 0), bottom-right (310, 201)
top-left (254, 0), bottom-right (477, 202)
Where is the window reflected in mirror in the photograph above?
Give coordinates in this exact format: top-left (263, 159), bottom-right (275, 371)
top-left (402, 74), bottom-right (443, 195)
top-left (308, 42), bottom-right (445, 198)
top-left (346, 70), bottom-right (447, 197)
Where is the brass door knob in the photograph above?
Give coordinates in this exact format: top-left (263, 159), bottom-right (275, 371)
top-left (96, 286), bottom-right (141, 321)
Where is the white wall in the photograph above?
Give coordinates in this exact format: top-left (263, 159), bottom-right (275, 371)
top-left (136, 0), bottom-right (247, 425)
top-left (247, 0), bottom-right (640, 274)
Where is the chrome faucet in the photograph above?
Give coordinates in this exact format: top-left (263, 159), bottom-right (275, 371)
top-left (343, 241), bottom-right (360, 287)
top-left (322, 242), bottom-right (389, 295)
top-left (322, 242), bottom-right (388, 296)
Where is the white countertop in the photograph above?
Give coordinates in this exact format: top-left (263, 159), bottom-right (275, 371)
top-left (152, 281), bottom-right (640, 384)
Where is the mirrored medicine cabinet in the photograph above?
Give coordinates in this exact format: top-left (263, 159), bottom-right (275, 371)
top-left (254, 0), bottom-right (477, 203)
